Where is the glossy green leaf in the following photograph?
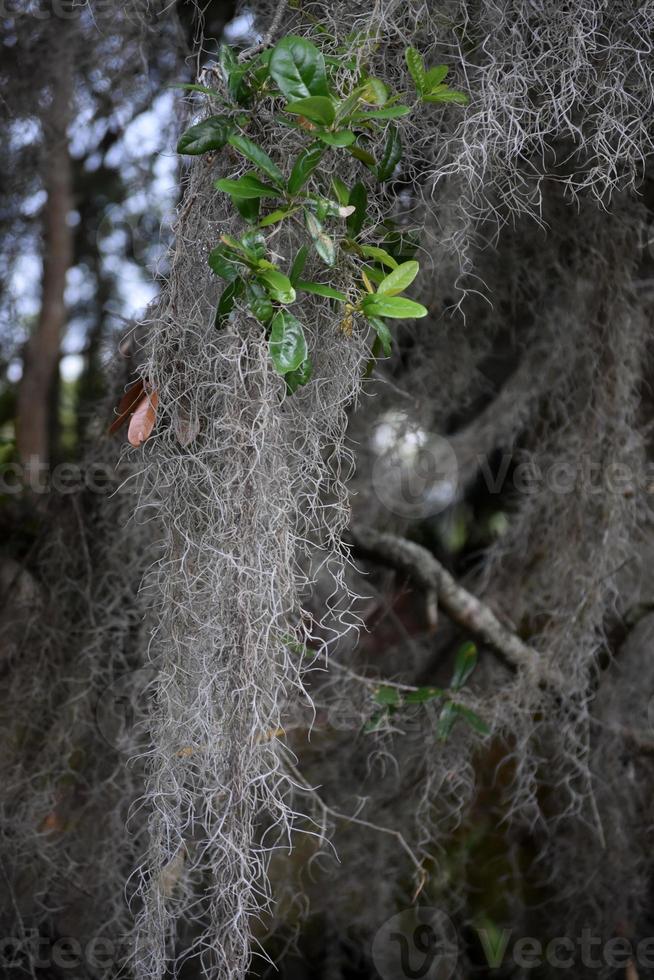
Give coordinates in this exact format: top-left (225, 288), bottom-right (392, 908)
top-left (233, 195), bottom-right (260, 223)
top-left (215, 277), bottom-right (243, 326)
top-left (208, 246), bottom-right (240, 281)
top-left (347, 143), bottom-right (377, 169)
top-left (377, 260), bottom-right (420, 295)
top-left (360, 77), bottom-right (389, 105)
top-left (257, 268), bottom-right (296, 304)
top-left (451, 641), bottom-right (478, 690)
top-left (257, 207), bottom-right (297, 227)
top-left (405, 47), bottom-right (426, 95)
top-left (315, 129), bottom-right (356, 147)
top-left (425, 65), bottom-right (448, 89)
top-left (215, 174), bottom-right (280, 199)
top-left (361, 295), bottom-right (428, 319)
top-left (404, 686), bottom-right (445, 704)
top-left (227, 134), bottom-right (284, 186)
top-left (346, 182), bottom-right (367, 237)
top-left (304, 210), bottom-right (336, 266)
top-left (367, 316), bottom-right (392, 357)
top-left (424, 86), bottom-right (469, 105)
top-left (376, 124), bottom-right (402, 181)
top-left (331, 176), bottom-right (350, 205)
top-left (358, 244), bottom-right (398, 269)
top-left (269, 310), bottom-right (308, 374)
top-left (451, 704), bottom-right (490, 736)
top-left (288, 142), bottom-right (325, 195)
top-left (245, 280), bottom-right (273, 324)
top-left (296, 280), bottom-right (347, 302)
top-left (286, 95), bottom-right (335, 126)
top-left (177, 116), bottom-right (234, 155)
top-left (289, 245), bottom-right (309, 285)
top-left (285, 356), bottom-right (313, 393)
top-left (171, 82), bottom-right (223, 97)
top-left (374, 685), bottom-right (401, 707)
top-left (239, 230), bottom-right (266, 261)
top-left (269, 36), bottom-right (329, 100)
top-left (361, 264), bottom-right (385, 285)
top-left (351, 105), bottom-right (412, 121)
top-left (437, 701), bottom-right (457, 742)
top-left (219, 43), bottom-right (249, 103)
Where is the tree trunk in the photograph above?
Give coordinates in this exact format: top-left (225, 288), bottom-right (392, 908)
top-left (16, 47), bottom-right (73, 485)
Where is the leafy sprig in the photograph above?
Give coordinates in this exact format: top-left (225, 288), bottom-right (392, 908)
top-left (176, 34), bottom-right (467, 392)
top-left (365, 642), bottom-right (490, 741)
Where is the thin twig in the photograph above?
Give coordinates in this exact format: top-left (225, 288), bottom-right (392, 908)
top-left (282, 752), bottom-right (427, 897)
top-left (238, 0), bottom-right (289, 62)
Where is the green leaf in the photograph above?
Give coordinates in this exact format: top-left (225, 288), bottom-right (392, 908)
top-left (404, 686), bottom-right (445, 704)
top-left (239, 230), bottom-right (266, 261)
top-left (437, 701), bottom-right (457, 742)
top-left (346, 182), bottom-right (368, 237)
top-left (450, 641), bottom-right (478, 690)
top-left (177, 116), bottom-right (234, 155)
top-left (286, 96), bottom-right (335, 126)
top-left (215, 277), bottom-right (244, 326)
top-left (367, 316), bottom-right (392, 357)
top-left (245, 280), bottom-right (273, 323)
top-left (376, 124), bottom-right (402, 181)
top-left (361, 264), bottom-right (386, 285)
top-left (227, 134), bottom-right (284, 186)
top-left (269, 310), bottom-right (308, 374)
top-left (361, 295), bottom-right (428, 319)
top-left (358, 244), bottom-right (398, 269)
top-left (315, 129), bottom-right (356, 147)
top-left (219, 43), bottom-right (249, 104)
top-left (289, 245), bottom-right (309, 285)
top-left (296, 280), bottom-right (347, 302)
top-left (331, 176), bottom-right (350, 206)
top-left (208, 246), bottom-right (240, 281)
top-left (285, 356), bottom-right (313, 393)
top-left (405, 47), bottom-right (426, 95)
top-left (170, 82), bottom-right (223, 98)
top-left (257, 207), bottom-right (297, 227)
top-left (347, 144), bottom-right (377, 169)
top-left (215, 174), bottom-right (280, 199)
top-left (304, 210), bottom-right (336, 266)
top-left (351, 105), bottom-right (412, 121)
top-left (233, 195), bottom-right (260, 223)
top-left (359, 77), bottom-right (389, 105)
top-left (374, 685), bottom-right (401, 707)
top-left (257, 268), bottom-right (296, 304)
top-left (451, 703), bottom-right (490, 736)
top-left (288, 142), bottom-right (325, 196)
top-left (377, 260), bottom-right (420, 296)
top-left (425, 65), bottom-right (448, 89)
top-left (424, 86), bottom-right (469, 105)
top-left (269, 36), bottom-right (329, 100)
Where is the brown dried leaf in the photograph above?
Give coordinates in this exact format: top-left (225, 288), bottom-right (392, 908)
top-left (127, 388), bottom-right (159, 447)
top-left (108, 379), bottom-right (146, 435)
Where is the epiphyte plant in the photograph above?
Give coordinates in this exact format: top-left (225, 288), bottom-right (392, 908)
top-left (176, 36), bottom-right (468, 393)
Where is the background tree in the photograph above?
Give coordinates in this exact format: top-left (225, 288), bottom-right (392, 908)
top-left (1, 2), bottom-right (654, 980)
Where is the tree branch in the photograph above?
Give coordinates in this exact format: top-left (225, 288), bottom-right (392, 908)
top-left (350, 525), bottom-right (557, 682)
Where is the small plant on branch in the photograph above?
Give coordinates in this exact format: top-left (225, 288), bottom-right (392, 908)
top-left (176, 34), bottom-right (467, 393)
